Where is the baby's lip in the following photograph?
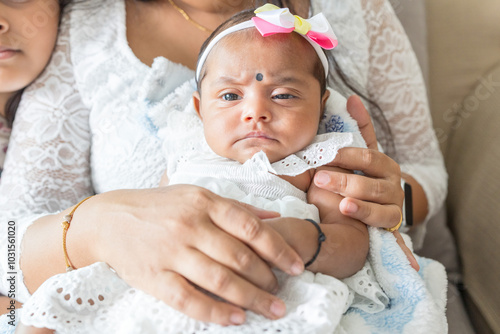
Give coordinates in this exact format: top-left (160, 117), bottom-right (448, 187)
top-left (242, 131), bottom-right (276, 141)
top-left (0, 45), bottom-right (19, 52)
top-left (0, 46), bottom-right (20, 59)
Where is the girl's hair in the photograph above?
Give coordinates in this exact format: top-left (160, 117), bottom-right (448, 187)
top-left (4, 0), bottom-right (73, 128)
top-left (195, 9), bottom-right (327, 96)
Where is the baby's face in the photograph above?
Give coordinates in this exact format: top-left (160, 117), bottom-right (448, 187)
top-left (195, 31), bottom-right (328, 164)
top-left (0, 0), bottom-right (60, 95)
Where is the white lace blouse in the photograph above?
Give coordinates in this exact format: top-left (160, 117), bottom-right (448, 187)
top-left (0, 0), bottom-right (447, 302)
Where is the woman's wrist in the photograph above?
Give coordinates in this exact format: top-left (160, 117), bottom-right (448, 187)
top-left (401, 173), bottom-right (428, 226)
top-left (21, 207), bottom-right (95, 293)
top-left (65, 191), bottom-right (125, 269)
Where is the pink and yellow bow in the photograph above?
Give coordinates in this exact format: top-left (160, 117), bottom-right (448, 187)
top-left (252, 4), bottom-right (338, 50)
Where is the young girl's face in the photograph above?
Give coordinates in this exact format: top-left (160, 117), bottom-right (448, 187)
top-left (195, 31), bottom-right (329, 164)
top-left (0, 0), bottom-right (60, 95)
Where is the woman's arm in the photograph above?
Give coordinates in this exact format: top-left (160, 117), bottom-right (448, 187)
top-left (21, 186), bottom-right (304, 325)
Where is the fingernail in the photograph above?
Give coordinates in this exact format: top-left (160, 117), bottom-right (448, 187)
top-left (290, 261), bottom-right (304, 276)
top-left (230, 312), bottom-right (245, 325)
top-left (270, 300), bottom-right (286, 317)
top-left (344, 201), bottom-right (358, 214)
top-left (315, 172), bottom-right (330, 186)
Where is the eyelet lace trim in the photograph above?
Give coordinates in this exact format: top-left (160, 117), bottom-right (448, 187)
top-left (20, 262), bottom-right (388, 334)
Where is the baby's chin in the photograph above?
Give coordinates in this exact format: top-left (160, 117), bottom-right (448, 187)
top-left (232, 148), bottom-right (289, 165)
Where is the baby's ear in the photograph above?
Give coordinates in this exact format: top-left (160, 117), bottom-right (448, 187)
top-left (193, 91), bottom-right (202, 119)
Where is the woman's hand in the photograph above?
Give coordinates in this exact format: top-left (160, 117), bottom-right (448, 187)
top-left (315, 96), bottom-right (404, 228)
top-left (314, 95), bottom-right (419, 270)
top-left (67, 185), bottom-right (304, 326)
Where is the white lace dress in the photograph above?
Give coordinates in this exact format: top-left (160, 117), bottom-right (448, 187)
top-left (0, 0), bottom-right (446, 308)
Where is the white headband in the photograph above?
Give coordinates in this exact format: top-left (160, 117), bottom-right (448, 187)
top-left (195, 6), bottom-right (338, 82)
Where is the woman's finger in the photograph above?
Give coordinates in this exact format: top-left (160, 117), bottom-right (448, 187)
top-left (325, 147), bottom-right (401, 179)
top-left (205, 194), bottom-right (305, 276)
top-left (346, 95), bottom-right (379, 151)
top-left (148, 270), bottom-right (248, 326)
top-left (173, 249), bottom-right (287, 321)
top-left (392, 231), bottom-right (420, 271)
top-left (193, 218), bottom-right (279, 293)
top-left (339, 198), bottom-right (403, 229)
top-left (236, 201), bottom-right (281, 220)
top-left (314, 170), bottom-right (403, 205)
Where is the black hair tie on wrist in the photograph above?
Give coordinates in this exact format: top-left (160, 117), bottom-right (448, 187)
top-left (304, 219), bottom-right (326, 268)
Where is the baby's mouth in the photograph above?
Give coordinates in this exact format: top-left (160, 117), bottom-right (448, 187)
top-left (0, 46), bottom-right (20, 60)
top-left (242, 131), bottom-right (276, 141)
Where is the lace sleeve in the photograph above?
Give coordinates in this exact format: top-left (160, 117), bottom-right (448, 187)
top-left (0, 10), bottom-right (92, 303)
top-left (360, 0), bottom-right (447, 227)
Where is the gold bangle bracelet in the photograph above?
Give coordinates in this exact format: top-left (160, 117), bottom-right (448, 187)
top-left (61, 196), bottom-right (94, 272)
top-left (384, 207), bottom-right (403, 232)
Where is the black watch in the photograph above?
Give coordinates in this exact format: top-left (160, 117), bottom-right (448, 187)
top-left (401, 179), bottom-right (413, 227)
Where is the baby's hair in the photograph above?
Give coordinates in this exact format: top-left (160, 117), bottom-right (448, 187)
top-left (3, 0), bottom-right (73, 128)
top-left (195, 9), bottom-right (327, 96)
top-left (4, 89), bottom-right (23, 129)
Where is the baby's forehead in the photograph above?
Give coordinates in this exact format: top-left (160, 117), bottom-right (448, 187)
top-left (215, 28), bottom-right (316, 57)
top-left (197, 28), bottom-right (323, 90)
top-left (205, 29), bottom-right (319, 72)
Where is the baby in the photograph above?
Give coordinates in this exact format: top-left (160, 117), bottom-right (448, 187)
top-left (17, 5), bottom-right (425, 334)
top-left (158, 5), bottom-right (369, 278)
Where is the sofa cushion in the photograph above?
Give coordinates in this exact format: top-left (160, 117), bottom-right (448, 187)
top-left (426, 0), bottom-right (500, 153)
top-left (445, 63), bottom-right (500, 334)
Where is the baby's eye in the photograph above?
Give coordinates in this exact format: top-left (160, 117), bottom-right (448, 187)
top-left (272, 94), bottom-right (295, 100)
top-left (222, 93), bottom-right (241, 101)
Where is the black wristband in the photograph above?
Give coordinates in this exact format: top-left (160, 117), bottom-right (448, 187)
top-left (304, 219), bottom-right (326, 268)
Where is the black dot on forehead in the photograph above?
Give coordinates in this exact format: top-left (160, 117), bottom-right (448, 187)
top-left (256, 73), bottom-right (264, 81)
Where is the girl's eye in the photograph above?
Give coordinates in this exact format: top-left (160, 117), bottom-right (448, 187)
top-left (273, 94), bottom-right (295, 100)
top-left (222, 93), bottom-right (240, 101)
